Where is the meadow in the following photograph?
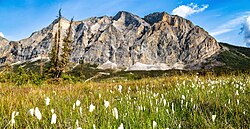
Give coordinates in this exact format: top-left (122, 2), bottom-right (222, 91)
top-left (0, 74), bottom-right (249, 128)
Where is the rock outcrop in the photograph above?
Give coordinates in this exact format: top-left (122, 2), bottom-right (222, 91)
top-left (0, 11), bottom-right (221, 70)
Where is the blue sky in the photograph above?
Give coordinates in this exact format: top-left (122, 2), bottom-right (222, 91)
top-left (0, 0), bottom-right (250, 47)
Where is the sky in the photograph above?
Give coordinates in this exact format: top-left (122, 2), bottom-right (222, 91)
top-left (0, 0), bottom-right (250, 47)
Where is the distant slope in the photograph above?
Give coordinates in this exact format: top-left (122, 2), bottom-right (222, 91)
top-left (216, 43), bottom-right (250, 69)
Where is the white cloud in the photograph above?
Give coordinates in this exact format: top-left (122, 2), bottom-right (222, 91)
top-left (0, 32), bottom-right (4, 38)
top-left (241, 16), bottom-right (250, 47)
top-left (172, 3), bottom-right (209, 18)
top-left (210, 12), bottom-right (250, 37)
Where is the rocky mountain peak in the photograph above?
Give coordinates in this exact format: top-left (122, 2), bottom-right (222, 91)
top-left (112, 11), bottom-right (146, 27)
top-left (0, 11), bottom-right (221, 70)
top-left (144, 12), bottom-right (169, 25)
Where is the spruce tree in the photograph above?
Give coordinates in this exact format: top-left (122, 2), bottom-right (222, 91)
top-left (59, 18), bottom-right (74, 75)
top-left (49, 9), bottom-right (74, 78)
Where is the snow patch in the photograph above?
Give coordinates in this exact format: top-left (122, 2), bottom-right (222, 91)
top-left (126, 62), bottom-right (172, 71)
top-left (97, 61), bottom-right (117, 70)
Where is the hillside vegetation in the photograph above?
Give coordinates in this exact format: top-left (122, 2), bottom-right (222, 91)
top-left (217, 43), bottom-right (250, 69)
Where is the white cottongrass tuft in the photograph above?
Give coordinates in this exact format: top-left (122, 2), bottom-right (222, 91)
top-left (153, 121), bottom-right (157, 129)
top-left (76, 119), bottom-right (79, 127)
top-left (112, 107), bottom-right (119, 119)
top-left (182, 95), bottom-right (186, 100)
top-left (235, 90), bottom-right (239, 96)
top-left (212, 115), bottom-right (216, 122)
top-left (118, 123), bottom-right (124, 129)
top-left (29, 108), bottom-right (35, 116)
top-left (93, 124), bottom-right (96, 129)
top-left (76, 100), bottom-right (81, 107)
top-left (163, 99), bottom-right (166, 106)
top-left (172, 103), bottom-right (175, 114)
top-left (35, 107), bottom-right (42, 120)
top-left (51, 110), bottom-right (57, 124)
top-left (104, 100), bottom-right (110, 108)
top-left (118, 85), bottom-right (122, 93)
top-left (45, 97), bottom-right (50, 106)
top-left (89, 103), bottom-right (95, 112)
top-left (11, 111), bottom-right (19, 126)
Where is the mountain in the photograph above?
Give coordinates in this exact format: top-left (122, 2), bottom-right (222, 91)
top-left (0, 11), bottom-right (224, 70)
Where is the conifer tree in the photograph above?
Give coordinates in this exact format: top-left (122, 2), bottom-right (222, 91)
top-left (49, 9), bottom-right (74, 78)
top-left (59, 18), bottom-right (74, 75)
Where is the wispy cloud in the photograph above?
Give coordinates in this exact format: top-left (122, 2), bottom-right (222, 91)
top-left (0, 32), bottom-right (4, 38)
top-left (210, 12), bottom-right (250, 37)
top-left (172, 3), bottom-right (208, 18)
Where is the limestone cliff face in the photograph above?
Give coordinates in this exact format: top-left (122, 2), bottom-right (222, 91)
top-left (0, 11), bottom-right (221, 69)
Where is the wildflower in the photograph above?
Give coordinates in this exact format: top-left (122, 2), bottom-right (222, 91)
top-left (51, 109), bottom-right (57, 124)
top-left (235, 90), bottom-right (239, 96)
top-left (118, 85), bottom-right (122, 93)
top-left (163, 99), bottom-right (166, 106)
top-left (171, 103), bottom-right (175, 114)
top-left (11, 111), bottom-right (19, 126)
top-left (104, 100), bottom-right (110, 108)
top-left (29, 108), bottom-right (34, 116)
top-left (181, 95), bottom-right (185, 100)
top-left (112, 107), bottom-right (119, 119)
top-left (76, 100), bottom-right (81, 107)
top-left (153, 121), bottom-right (157, 129)
top-left (76, 119), bottom-right (79, 127)
top-left (35, 107), bottom-right (42, 120)
top-left (178, 123), bottom-right (181, 129)
top-left (118, 123), bottom-right (124, 129)
top-left (212, 115), bottom-right (216, 122)
top-left (128, 86), bottom-right (131, 93)
top-left (89, 103), bottom-right (95, 112)
top-left (45, 97), bottom-right (50, 106)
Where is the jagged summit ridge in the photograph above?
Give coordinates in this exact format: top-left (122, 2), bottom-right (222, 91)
top-left (0, 11), bottom-right (221, 70)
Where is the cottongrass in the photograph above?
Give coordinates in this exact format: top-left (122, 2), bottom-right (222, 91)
top-left (29, 108), bottom-right (34, 116)
top-left (45, 97), bottom-right (50, 106)
top-left (34, 107), bottom-right (42, 120)
top-left (11, 111), bottom-right (19, 126)
top-left (153, 121), bottom-right (157, 129)
top-left (89, 103), bottom-right (95, 112)
top-left (104, 100), bottom-right (110, 108)
top-left (112, 107), bottom-right (119, 119)
top-left (118, 123), bottom-right (124, 129)
top-left (76, 100), bottom-right (81, 107)
top-left (212, 115), bottom-right (216, 122)
top-left (51, 109), bottom-right (57, 124)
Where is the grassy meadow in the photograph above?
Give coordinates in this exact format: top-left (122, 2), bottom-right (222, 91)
top-left (0, 74), bottom-right (249, 128)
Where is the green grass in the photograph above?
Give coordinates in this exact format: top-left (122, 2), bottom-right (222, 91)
top-left (0, 75), bottom-right (249, 128)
